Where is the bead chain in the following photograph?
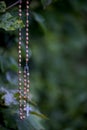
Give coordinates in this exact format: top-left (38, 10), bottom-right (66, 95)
top-left (26, 0), bottom-right (30, 99)
top-left (18, 0), bottom-right (30, 119)
top-left (18, 0), bottom-right (23, 120)
top-left (23, 0), bottom-right (30, 119)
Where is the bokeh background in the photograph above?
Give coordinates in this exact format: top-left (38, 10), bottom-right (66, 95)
top-left (0, 0), bottom-right (87, 130)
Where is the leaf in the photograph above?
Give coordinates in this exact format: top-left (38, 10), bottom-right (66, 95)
top-left (14, 92), bottom-right (37, 106)
top-left (30, 111), bottom-right (48, 120)
top-left (41, 0), bottom-right (52, 7)
top-left (0, 1), bottom-right (6, 13)
top-left (16, 115), bottom-right (44, 130)
top-left (32, 12), bottom-right (47, 32)
top-left (0, 12), bottom-right (24, 31)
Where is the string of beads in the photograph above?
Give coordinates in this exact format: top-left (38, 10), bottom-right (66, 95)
top-left (18, 0), bottom-right (30, 120)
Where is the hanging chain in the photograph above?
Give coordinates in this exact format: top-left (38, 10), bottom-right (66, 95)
top-left (18, 0), bottom-right (23, 120)
top-left (18, 0), bottom-right (30, 120)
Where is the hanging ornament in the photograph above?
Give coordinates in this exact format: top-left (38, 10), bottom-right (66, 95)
top-left (18, 0), bottom-right (30, 120)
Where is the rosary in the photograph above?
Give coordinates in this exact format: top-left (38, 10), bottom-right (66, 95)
top-left (18, 0), bottom-right (30, 119)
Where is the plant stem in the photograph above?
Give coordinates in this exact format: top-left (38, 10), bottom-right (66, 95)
top-left (6, 0), bottom-right (22, 10)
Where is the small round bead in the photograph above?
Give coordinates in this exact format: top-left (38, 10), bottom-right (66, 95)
top-left (19, 95), bottom-right (22, 99)
top-left (24, 83), bottom-right (27, 86)
top-left (24, 88), bottom-right (27, 91)
top-left (26, 33), bottom-right (28, 36)
top-left (24, 96), bottom-right (27, 99)
top-left (24, 79), bottom-right (27, 82)
top-left (27, 89), bottom-right (29, 92)
top-left (23, 116), bottom-right (25, 119)
top-left (24, 100), bottom-right (26, 103)
top-left (27, 73), bottom-right (29, 76)
top-left (19, 82), bottom-right (22, 85)
top-left (19, 70), bottom-right (21, 74)
top-left (26, 50), bottom-right (29, 53)
top-left (19, 5), bottom-right (22, 8)
top-left (26, 1), bottom-right (29, 4)
top-left (24, 91), bottom-right (27, 94)
top-left (27, 80), bottom-right (30, 83)
top-left (19, 55), bottom-right (22, 58)
top-left (20, 116), bottom-right (23, 119)
top-left (18, 46), bottom-right (21, 49)
top-left (26, 45), bottom-right (28, 49)
top-left (19, 100), bottom-right (22, 103)
top-left (26, 54), bottom-right (29, 57)
top-left (19, 103), bottom-right (22, 107)
top-left (19, 9), bottom-right (22, 12)
top-left (26, 37), bottom-right (29, 40)
top-left (26, 28), bottom-right (28, 31)
top-left (27, 5), bottom-right (29, 9)
top-left (19, 41), bottom-right (21, 44)
top-left (26, 41), bottom-right (28, 44)
top-left (26, 20), bottom-right (29, 24)
top-left (19, 33), bottom-right (21, 36)
top-left (19, 37), bottom-right (22, 40)
top-left (19, 50), bottom-right (21, 53)
top-left (26, 58), bottom-right (28, 62)
top-left (19, 78), bottom-right (22, 81)
top-left (26, 24), bottom-right (29, 27)
top-left (20, 113), bottom-right (23, 116)
top-left (19, 64), bottom-right (21, 66)
top-left (19, 13), bottom-right (22, 17)
top-left (27, 85), bottom-right (30, 88)
top-left (24, 74), bottom-right (26, 77)
top-left (19, 59), bottom-right (21, 63)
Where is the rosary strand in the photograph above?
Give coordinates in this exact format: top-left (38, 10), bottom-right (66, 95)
top-left (18, 0), bottom-right (30, 119)
top-left (18, 0), bottom-right (23, 119)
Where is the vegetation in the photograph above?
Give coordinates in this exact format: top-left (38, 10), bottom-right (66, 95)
top-left (0, 0), bottom-right (87, 130)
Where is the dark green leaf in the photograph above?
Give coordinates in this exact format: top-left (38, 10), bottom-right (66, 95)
top-left (41, 0), bottom-right (52, 7)
top-left (0, 12), bottom-right (24, 31)
top-left (0, 1), bottom-right (6, 13)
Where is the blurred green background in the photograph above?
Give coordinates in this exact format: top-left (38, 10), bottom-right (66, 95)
top-left (0, 0), bottom-right (87, 130)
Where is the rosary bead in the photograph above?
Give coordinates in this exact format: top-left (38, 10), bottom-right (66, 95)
top-left (26, 28), bottom-right (28, 31)
top-left (27, 5), bottom-right (29, 9)
top-left (19, 37), bottom-right (22, 40)
top-left (19, 41), bottom-right (21, 44)
top-left (18, 50), bottom-right (21, 53)
top-left (23, 116), bottom-right (25, 119)
top-left (19, 55), bottom-right (22, 58)
top-left (19, 82), bottom-right (22, 86)
top-left (26, 41), bottom-right (29, 45)
top-left (20, 116), bottom-right (23, 119)
top-left (26, 54), bottom-right (29, 57)
top-left (19, 13), bottom-right (22, 17)
top-left (27, 89), bottom-right (29, 92)
top-left (26, 20), bottom-right (29, 24)
top-left (26, 12), bottom-right (29, 16)
top-left (27, 85), bottom-right (30, 88)
top-left (26, 33), bottom-right (28, 36)
top-left (19, 59), bottom-right (21, 63)
top-left (19, 9), bottom-right (22, 12)
top-left (26, 1), bottom-right (29, 4)
top-left (27, 80), bottom-right (30, 83)
top-left (26, 58), bottom-right (29, 62)
top-left (18, 70), bottom-right (21, 74)
top-left (27, 73), bottom-right (29, 76)
top-left (24, 91), bottom-right (27, 95)
top-left (26, 50), bottom-right (29, 53)
top-left (19, 5), bottom-right (22, 8)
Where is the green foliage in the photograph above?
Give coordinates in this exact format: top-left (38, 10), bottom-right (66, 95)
top-left (41, 0), bottom-right (52, 7)
top-left (0, 1), bottom-right (6, 13)
top-left (0, 12), bottom-right (24, 31)
top-left (1, 0), bottom-right (87, 130)
top-left (0, 1), bottom-right (24, 31)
